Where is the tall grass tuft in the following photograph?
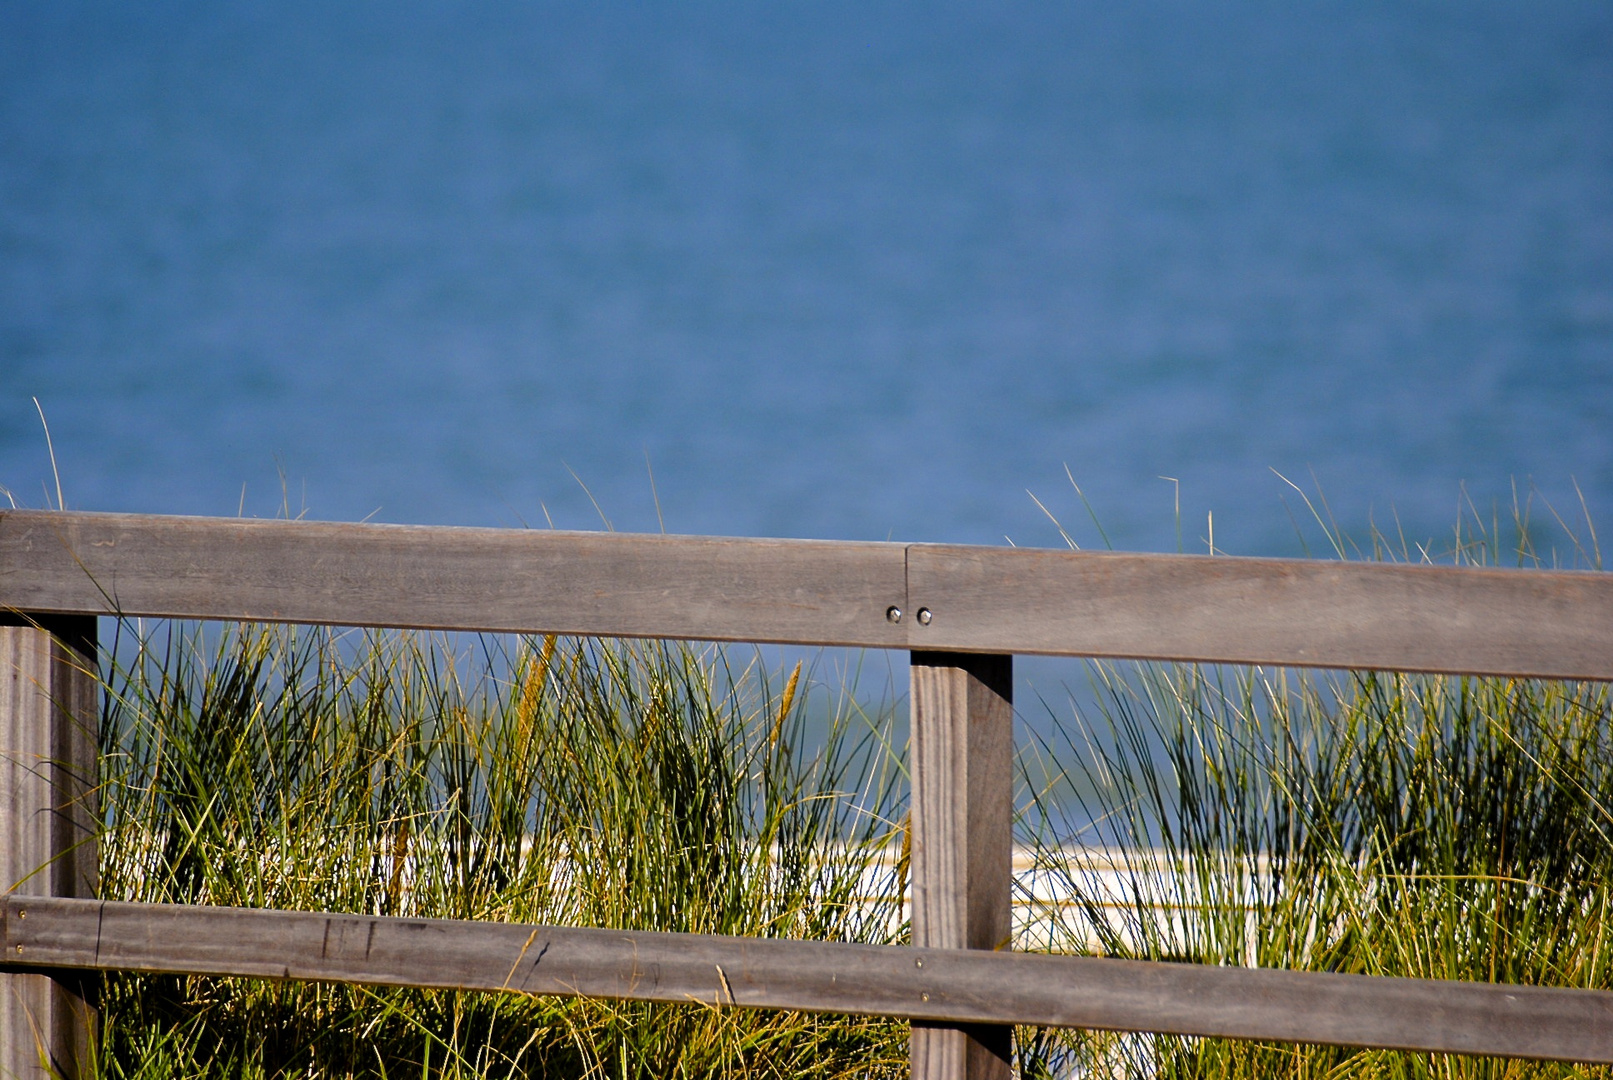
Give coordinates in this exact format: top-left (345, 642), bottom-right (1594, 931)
top-left (1016, 665), bottom-right (1613, 1079)
top-left (1015, 496), bottom-right (1613, 1079)
top-left (97, 622), bottom-right (909, 1079)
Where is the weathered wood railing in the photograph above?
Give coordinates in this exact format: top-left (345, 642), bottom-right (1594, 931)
top-left (2, 510), bottom-right (1611, 1078)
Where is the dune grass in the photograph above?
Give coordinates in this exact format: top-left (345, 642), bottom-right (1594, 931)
top-left (1015, 664), bottom-right (1613, 1079)
top-left (1011, 490), bottom-right (1613, 1079)
top-left (96, 624), bottom-right (910, 1079)
top-left (90, 498), bottom-right (1612, 1078)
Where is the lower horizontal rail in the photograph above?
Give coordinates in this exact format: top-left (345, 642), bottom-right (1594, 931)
top-left (4, 897), bottom-right (1609, 1063)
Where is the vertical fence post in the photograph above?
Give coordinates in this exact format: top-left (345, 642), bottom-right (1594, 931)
top-left (2, 614), bottom-right (98, 1080)
top-left (908, 651), bottom-right (1013, 1080)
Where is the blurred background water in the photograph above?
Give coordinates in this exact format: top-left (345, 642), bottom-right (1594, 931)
top-left (2, 0), bottom-right (1609, 558)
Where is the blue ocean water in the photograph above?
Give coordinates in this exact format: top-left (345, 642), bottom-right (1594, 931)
top-left (2, 0), bottom-right (1610, 562)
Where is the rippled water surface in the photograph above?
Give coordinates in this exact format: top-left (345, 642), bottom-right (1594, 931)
top-left (3, 0), bottom-right (1610, 561)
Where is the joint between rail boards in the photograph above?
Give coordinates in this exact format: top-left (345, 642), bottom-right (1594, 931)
top-left (902, 544), bottom-right (913, 633)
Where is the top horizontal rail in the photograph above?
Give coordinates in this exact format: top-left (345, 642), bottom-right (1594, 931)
top-left (1, 510), bottom-right (1610, 680)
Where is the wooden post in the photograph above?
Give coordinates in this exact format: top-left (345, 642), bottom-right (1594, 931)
top-left (908, 651), bottom-right (1013, 1080)
top-left (2, 614), bottom-right (98, 1080)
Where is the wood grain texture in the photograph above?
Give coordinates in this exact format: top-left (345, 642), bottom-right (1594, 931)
top-left (4, 896), bottom-right (1611, 1063)
top-left (3, 511), bottom-right (1610, 678)
top-left (905, 545), bottom-right (1613, 679)
top-left (1, 616), bottom-right (97, 1080)
top-left (0, 510), bottom-right (908, 648)
top-left (909, 653), bottom-right (1013, 1080)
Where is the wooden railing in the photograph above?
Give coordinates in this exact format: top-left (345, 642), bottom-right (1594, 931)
top-left (3, 509), bottom-right (1611, 1078)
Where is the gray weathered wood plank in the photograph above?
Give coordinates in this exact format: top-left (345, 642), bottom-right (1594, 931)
top-left (905, 545), bottom-right (1613, 679)
top-left (0, 511), bottom-right (909, 649)
top-left (4, 896), bottom-right (1610, 1062)
top-left (1, 615), bottom-right (97, 1080)
top-left (3, 511), bottom-right (1611, 679)
top-left (909, 652), bottom-right (1014, 1079)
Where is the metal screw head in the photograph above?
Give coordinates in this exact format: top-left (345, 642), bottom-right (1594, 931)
top-left (886, 606), bottom-right (902, 624)
top-left (916, 607), bottom-right (933, 625)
